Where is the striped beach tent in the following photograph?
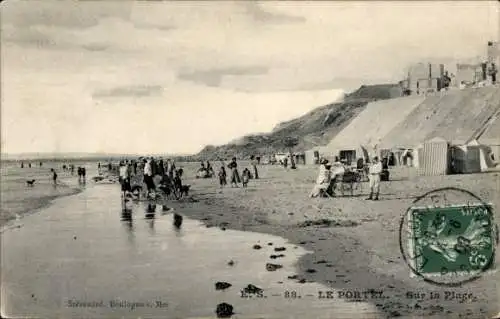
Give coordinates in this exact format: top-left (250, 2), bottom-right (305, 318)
top-left (418, 137), bottom-right (449, 176)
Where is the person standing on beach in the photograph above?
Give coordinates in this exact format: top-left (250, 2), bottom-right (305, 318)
top-left (143, 158), bottom-right (155, 198)
top-left (228, 157), bottom-right (240, 187)
top-left (51, 168), bottom-right (58, 186)
top-left (218, 166), bottom-right (227, 188)
top-left (250, 155), bottom-right (259, 179)
top-left (366, 156), bottom-right (382, 201)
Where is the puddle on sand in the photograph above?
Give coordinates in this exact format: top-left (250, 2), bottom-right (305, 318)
top-left (1, 183), bottom-right (381, 318)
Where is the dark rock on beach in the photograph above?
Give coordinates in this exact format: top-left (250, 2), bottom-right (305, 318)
top-left (297, 219), bottom-right (359, 228)
top-left (266, 263), bottom-right (283, 271)
top-left (274, 247), bottom-right (286, 252)
top-left (253, 244), bottom-right (262, 250)
top-left (227, 260), bottom-right (235, 266)
top-left (215, 303), bottom-right (234, 318)
top-left (215, 282), bottom-right (232, 290)
top-left (270, 254), bottom-right (285, 259)
top-left (287, 275), bottom-right (298, 279)
top-left (243, 284), bottom-right (263, 294)
top-left (305, 268), bottom-right (317, 273)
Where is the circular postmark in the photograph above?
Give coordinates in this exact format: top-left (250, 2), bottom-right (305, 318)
top-left (399, 187), bottom-right (498, 286)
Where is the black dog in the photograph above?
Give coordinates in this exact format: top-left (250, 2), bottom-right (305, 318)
top-left (173, 213), bottom-right (183, 228)
top-left (26, 179), bottom-right (36, 186)
top-left (179, 185), bottom-right (190, 197)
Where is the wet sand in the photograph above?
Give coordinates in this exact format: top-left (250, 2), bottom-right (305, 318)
top-left (0, 164), bottom-right (83, 228)
top-left (1, 180), bottom-right (381, 319)
top-left (176, 163), bottom-right (500, 318)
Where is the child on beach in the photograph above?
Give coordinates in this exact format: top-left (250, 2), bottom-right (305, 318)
top-left (241, 168), bottom-right (250, 187)
top-left (218, 166), bottom-right (227, 188)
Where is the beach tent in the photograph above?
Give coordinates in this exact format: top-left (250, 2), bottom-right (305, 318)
top-left (318, 144), bottom-right (372, 165)
top-left (418, 137), bottom-right (449, 176)
top-left (304, 149), bottom-right (320, 165)
top-left (449, 144), bottom-right (481, 174)
top-left (467, 139), bottom-right (498, 170)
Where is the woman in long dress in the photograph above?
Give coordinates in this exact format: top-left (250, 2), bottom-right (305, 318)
top-left (309, 159), bottom-right (332, 198)
top-left (228, 157), bottom-right (241, 187)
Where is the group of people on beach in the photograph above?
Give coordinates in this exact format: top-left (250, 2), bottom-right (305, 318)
top-left (310, 156), bottom-right (383, 200)
top-left (217, 156), bottom-right (259, 188)
top-left (20, 161), bottom-right (43, 169)
top-left (117, 157), bottom-right (183, 202)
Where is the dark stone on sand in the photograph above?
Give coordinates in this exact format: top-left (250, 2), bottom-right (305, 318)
top-left (299, 241), bottom-right (307, 244)
top-left (274, 247), bottom-right (286, 252)
top-left (215, 303), bottom-right (234, 318)
top-left (305, 268), bottom-right (316, 273)
top-left (227, 260), bottom-right (235, 266)
top-left (267, 242), bottom-right (273, 246)
top-left (288, 212), bottom-right (294, 215)
top-left (269, 254), bottom-right (285, 259)
top-left (298, 279), bottom-right (306, 283)
top-left (297, 219), bottom-right (359, 228)
top-left (287, 275), bottom-right (298, 280)
top-left (73, 236), bottom-right (77, 240)
top-left (243, 284), bottom-right (263, 294)
top-left (314, 260), bottom-right (328, 264)
top-left (266, 263), bottom-right (283, 271)
top-left (221, 227), bottom-right (226, 231)
top-left (253, 244), bottom-right (262, 250)
top-left (215, 282), bottom-right (232, 290)
top-left (387, 285), bottom-right (395, 288)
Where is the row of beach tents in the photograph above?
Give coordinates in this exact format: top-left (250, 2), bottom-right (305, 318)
top-left (303, 86), bottom-right (500, 175)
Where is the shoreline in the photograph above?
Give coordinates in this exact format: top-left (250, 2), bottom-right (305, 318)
top-left (0, 182), bottom-right (82, 229)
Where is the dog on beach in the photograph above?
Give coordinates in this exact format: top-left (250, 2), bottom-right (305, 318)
top-left (173, 213), bottom-right (183, 228)
top-left (179, 184), bottom-right (191, 197)
top-left (26, 179), bottom-right (36, 186)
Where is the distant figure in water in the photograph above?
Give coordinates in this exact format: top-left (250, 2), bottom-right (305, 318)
top-left (51, 169), bottom-right (58, 185)
top-left (39, 162), bottom-right (43, 167)
top-left (29, 163), bottom-right (32, 168)
top-left (21, 162), bottom-right (24, 168)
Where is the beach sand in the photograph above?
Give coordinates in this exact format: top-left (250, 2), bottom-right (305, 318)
top-left (174, 162), bottom-right (500, 318)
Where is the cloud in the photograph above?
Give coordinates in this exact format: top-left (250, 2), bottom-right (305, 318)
top-left (92, 85), bottom-right (164, 99)
top-left (178, 66), bottom-right (269, 87)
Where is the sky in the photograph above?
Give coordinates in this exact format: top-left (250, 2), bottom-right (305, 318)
top-left (1, 1), bottom-right (498, 155)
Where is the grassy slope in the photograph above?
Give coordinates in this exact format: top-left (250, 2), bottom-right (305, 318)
top-left (192, 84), bottom-right (400, 160)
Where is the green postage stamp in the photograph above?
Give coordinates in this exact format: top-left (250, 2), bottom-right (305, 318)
top-left (407, 203), bottom-right (496, 278)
